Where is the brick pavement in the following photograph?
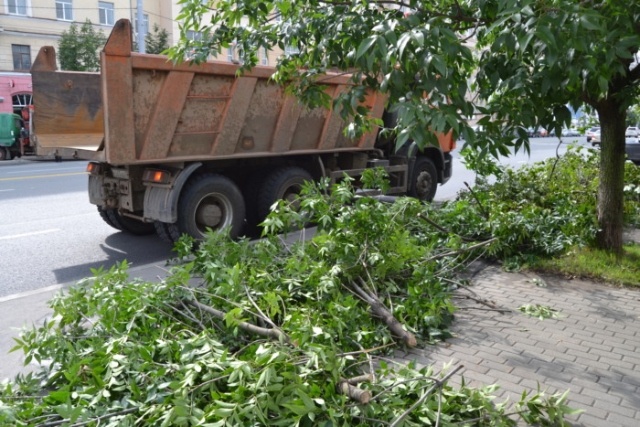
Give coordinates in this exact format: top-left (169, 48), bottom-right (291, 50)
top-left (403, 263), bottom-right (640, 426)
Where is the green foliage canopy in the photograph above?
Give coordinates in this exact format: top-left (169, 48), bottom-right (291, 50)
top-left (172, 0), bottom-right (640, 252)
top-left (173, 0), bottom-right (640, 151)
top-left (57, 20), bottom-right (106, 71)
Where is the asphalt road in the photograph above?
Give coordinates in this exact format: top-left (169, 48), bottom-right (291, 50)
top-left (0, 136), bottom-right (593, 297)
top-left (0, 160), bottom-right (174, 298)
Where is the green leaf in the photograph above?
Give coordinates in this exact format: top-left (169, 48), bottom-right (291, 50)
top-left (356, 36), bottom-right (377, 60)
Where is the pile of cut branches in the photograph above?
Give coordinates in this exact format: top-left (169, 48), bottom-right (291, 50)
top-left (0, 172), bottom-right (577, 426)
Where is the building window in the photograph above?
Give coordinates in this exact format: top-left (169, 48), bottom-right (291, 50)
top-left (261, 47), bottom-right (268, 65)
top-left (186, 30), bottom-right (203, 42)
top-left (12, 94), bottom-right (32, 116)
top-left (7, 0), bottom-right (28, 15)
top-left (284, 45), bottom-right (299, 56)
top-left (12, 44), bottom-right (31, 71)
top-left (56, 0), bottom-right (73, 21)
top-left (98, 2), bottom-right (114, 25)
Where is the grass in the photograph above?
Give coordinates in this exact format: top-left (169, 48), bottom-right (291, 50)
top-left (531, 244), bottom-right (640, 288)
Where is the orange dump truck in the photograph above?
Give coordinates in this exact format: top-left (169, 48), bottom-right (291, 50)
top-left (30, 19), bottom-right (455, 242)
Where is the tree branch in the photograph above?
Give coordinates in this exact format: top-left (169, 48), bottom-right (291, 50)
top-left (425, 238), bottom-right (498, 262)
top-left (184, 300), bottom-right (290, 343)
top-left (350, 278), bottom-right (417, 347)
top-left (389, 365), bottom-right (464, 427)
top-left (37, 407), bottom-right (139, 427)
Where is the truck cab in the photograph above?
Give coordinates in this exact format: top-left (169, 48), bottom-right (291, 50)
top-left (0, 113), bottom-right (25, 161)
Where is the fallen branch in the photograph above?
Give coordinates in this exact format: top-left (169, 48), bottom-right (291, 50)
top-left (425, 237), bottom-right (498, 262)
top-left (464, 181), bottom-right (489, 220)
top-left (337, 379), bottom-right (372, 404)
top-left (37, 407), bottom-right (139, 427)
top-left (417, 213), bottom-right (476, 242)
top-left (389, 365), bottom-right (464, 427)
top-left (351, 279), bottom-right (417, 347)
top-left (346, 373), bottom-right (373, 385)
top-left (184, 300), bottom-right (289, 343)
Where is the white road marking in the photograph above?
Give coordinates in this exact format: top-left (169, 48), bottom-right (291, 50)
top-left (0, 228), bottom-right (60, 241)
top-left (0, 284), bottom-right (63, 304)
top-left (5, 167), bottom-right (86, 174)
top-left (0, 189), bottom-right (15, 192)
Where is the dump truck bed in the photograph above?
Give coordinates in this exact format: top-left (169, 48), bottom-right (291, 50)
top-left (30, 20), bottom-right (386, 165)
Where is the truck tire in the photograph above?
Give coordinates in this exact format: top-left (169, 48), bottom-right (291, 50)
top-left (257, 166), bottom-right (313, 221)
top-left (0, 148), bottom-right (8, 161)
top-left (154, 221), bottom-right (181, 244)
top-left (97, 207), bottom-right (156, 235)
top-left (408, 157), bottom-right (438, 202)
top-left (177, 173), bottom-right (245, 240)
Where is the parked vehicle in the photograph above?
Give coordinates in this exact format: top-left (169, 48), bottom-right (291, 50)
top-left (561, 128), bottom-right (580, 137)
top-left (626, 126), bottom-right (639, 137)
top-left (590, 132), bottom-right (640, 165)
top-left (30, 20), bottom-right (456, 242)
top-left (586, 126), bottom-right (600, 143)
top-left (0, 113), bottom-right (26, 160)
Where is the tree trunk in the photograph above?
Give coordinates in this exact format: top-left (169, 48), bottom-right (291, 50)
top-left (595, 100), bottom-right (627, 256)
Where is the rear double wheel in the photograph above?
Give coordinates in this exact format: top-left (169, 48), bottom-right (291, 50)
top-left (176, 173), bottom-right (245, 240)
top-left (97, 207), bottom-right (156, 235)
top-left (408, 157), bottom-right (438, 202)
top-left (257, 166), bottom-right (313, 221)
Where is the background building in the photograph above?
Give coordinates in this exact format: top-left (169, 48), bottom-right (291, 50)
top-left (0, 0), bottom-right (175, 114)
top-left (0, 1), bottom-right (280, 116)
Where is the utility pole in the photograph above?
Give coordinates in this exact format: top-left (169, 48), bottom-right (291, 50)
top-left (136, 0), bottom-right (146, 53)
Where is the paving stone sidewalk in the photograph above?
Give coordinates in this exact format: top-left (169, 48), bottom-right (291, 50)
top-left (403, 263), bottom-right (640, 426)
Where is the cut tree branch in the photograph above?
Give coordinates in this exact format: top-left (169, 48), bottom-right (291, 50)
top-left (389, 365), bottom-right (464, 427)
top-left (337, 379), bottom-right (372, 404)
top-left (351, 278), bottom-right (417, 347)
top-left (425, 237), bottom-right (497, 262)
top-left (184, 300), bottom-right (290, 343)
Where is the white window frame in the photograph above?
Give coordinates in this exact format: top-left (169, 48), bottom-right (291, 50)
top-left (6, 0), bottom-right (29, 16)
top-left (56, 0), bottom-right (73, 21)
top-left (284, 45), bottom-right (299, 56)
top-left (186, 30), bottom-right (203, 42)
top-left (261, 47), bottom-right (268, 65)
top-left (98, 1), bottom-right (115, 26)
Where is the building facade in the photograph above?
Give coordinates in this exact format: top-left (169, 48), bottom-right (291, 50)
top-left (0, 1), bottom-right (280, 115)
top-left (0, 0), bottom-right (171, 113)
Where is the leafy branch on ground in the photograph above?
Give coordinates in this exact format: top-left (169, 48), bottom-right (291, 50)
top-left (1, 166), bottom-right (591, 426)
top-left (518, 304), bottom-right (561, 320)
top-left (3, 148), bottom-right (638, 425)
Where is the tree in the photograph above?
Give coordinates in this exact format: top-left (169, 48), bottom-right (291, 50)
top-left (58, 19), bottom-right (106, 71)
top-left (145, 23), bottom-right (170, 54)
top-left (172, 0), bottom-right (640, 255)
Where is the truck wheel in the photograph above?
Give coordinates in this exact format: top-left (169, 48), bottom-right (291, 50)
top-left (408, 157), bottom-right (438, 202)
top-left (257, 167), bottom-right (313, 221)
top-left (0, 148), bottom-right (8, 161)
top-left (97, 207), bottom-right (155, 235)
top-left (154, 221), bottom-right (181, 244)
top-left (177, 173), bottom-right (245, 240)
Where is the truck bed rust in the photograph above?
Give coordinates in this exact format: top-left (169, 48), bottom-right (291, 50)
top-left (31, 20), bottom-right (386, 165)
